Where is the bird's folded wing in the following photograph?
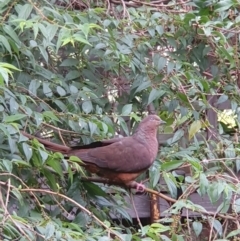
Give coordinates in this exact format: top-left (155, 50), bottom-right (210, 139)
top-left (71, 138), bottom-right (153, 173)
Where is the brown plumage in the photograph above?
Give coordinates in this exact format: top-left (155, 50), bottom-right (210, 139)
top-left (21, 115), bottom-right (165, 191)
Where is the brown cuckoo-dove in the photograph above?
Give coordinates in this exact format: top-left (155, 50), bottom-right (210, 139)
top-left (21, 115), bottom-right (165, 191)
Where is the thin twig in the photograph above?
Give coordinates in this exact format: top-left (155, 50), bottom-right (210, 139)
top-left (0, 183), bottom-right (124, 241)
top-left (130, 192), bottom-right (143, 229)
top-left (220, 160), bottom-right (239, 180)
top-left (58, 128), bottom-right (67, 146)
top-left (186, 209), bottom-right (191, 240)
top-left (3, 179), bottom-right (11, 218)
top-left (106, 0), bottom-right (111, 14)
top-left (208, 212), bottom-right (217, 241)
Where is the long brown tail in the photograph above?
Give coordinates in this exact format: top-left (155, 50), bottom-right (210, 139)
top-left (20, 131), bottom-right (71, 153)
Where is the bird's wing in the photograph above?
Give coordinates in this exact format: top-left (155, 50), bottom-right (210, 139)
top-left (70, 137), bottom-right (123, 150)
top-left (71, 137), bottom-right (155, 173)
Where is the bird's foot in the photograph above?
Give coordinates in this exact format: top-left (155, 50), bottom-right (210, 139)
top-left (135, 182), bottom-right (146, 192)
top-left (128, 181), bottom-right (146, 192)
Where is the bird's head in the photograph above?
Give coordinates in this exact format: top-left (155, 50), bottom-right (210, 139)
top-left (134, 115), bottom-right (166, 135)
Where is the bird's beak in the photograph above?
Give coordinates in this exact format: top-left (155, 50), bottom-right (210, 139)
top-left (160, 120), bottom-right (166, 125)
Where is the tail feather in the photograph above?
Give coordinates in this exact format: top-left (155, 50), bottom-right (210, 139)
top-left (21, 131), bottom-right (71, 153)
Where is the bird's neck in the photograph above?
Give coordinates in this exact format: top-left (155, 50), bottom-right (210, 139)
top-left (133, 129), bottom-right (159, 161)
top-left (133, 129), bottom-right (157, 143)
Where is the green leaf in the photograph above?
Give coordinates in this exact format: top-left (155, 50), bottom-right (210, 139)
top-left (0, 67), bottom-right (9, 85)
top-left (227, 229), bottom-right (240, 239)
top-left (33, 24), bottom-right (39, 39)
top-left (60, 58), bottom-right (79, 66)
top-left (45, 223), bottom-right (55, 239)
top-left (43, 111), bottom-right (60, 122)
top-left (189, 120), bottom-right (201, 140)
top-left (34, 112), bottom-right (43, 127)
top-left (46, 158), bottom-right (63, 177)
top-left (157, 57), bottom-right (167, 71)
top-left (0, 104), bottom-right (4, 111)
top-left (213, 240), bottom-right (229, 241)
top-left (207, 183), bottom-right (222, 203)
top-left (18, 4), bottom-right (33, 19)
top-left (73, 34), bottom-right (92, 46)
top-left (2, 159), bottom-right (12, 172)
top-left (168, 99), bottom-right (179, 113)
top-left (150, 223), bottom-right (170, 232)
top-left (177, 93), bottom-right (189, 104)
top-left (0, 35), bottom-right (12, 54)
top-left (67, 223), bottom-right (84, 233)
top-left (69, 156), bottom-right (83, 163)
top-left (216, 95), bottom-right (228, 104)
top-left (43, 82), bottom-right (53, 97)
top-left (38, 23), bottom-right (47, 39)
top-left (148, 89), bottom-right (165, 104)
top-left (0, 124), bottom-right (8, 135)
top-left (211, 219), bottom-right (222, 236)
top-left (203, 27), bottom-right (211, 37)
top-left (42, 168), bottom-right (58, 191)
top-left (134, 80), bottom-right (151, 93)
top-left (66, 70), bottom-right (81, 80)
top-left (3, 25), bottom-right (21, 44)
top-left (215, 0), bottom-right (233, 12)
top-left (79, 23), bottom-right (90, 38)
top-left (118, 116), bottom-right (129, 136)
top-left (148, 27), bottom-right (155, 37)
top-left (233, 198), bottom-right (240, 213)
top-left (70, 85), bottom-right (78, 94)
top-left (0, 62), bottom-right (18, 70)
top-left (89, 121), bottom-right (97, 136)
top-left (82, 182), bottom-right (107, 197)
top-left (12, 189), bottom-right (24, 205)
top-left (12, 159), bottom-right (31, 167)
top-left (156, 25), bottom-right (164, 35)
top-left (56, 86), bottom-right (66, 96)
top-left (161, 160), bottom-right (184, 172)
top-left (151, 169), bottom-right (160, 188)
top-left (167, 129), bottom-right (184, 145)
top-left (163, 172), bottom-right (177, 198)
top-left (159, 235), bottom-right (171, 241)
top-left (22, 142), bottom-right (33, 162)
top-left (121, 104), bottom-right (132, 115)
top-left (46, 24), bottom-right (58, 42)
top-left (4, 114), bottom-right (27, 123)
top-left (82, 100), bottom-right (93, 114)
top-left (217, 201), bottom-right (230, 213)
top-left (193, 221), bottom-right (202, 237)
top-left (141, 225), bottom-right (150, 236)
top-left (29, 79), bottom-right (40, 95)
top-left (68, 166), bottom-right (73, 183)
top-left (130, 113), bottom-right (141, 122)
top-left (39, 149), bottom-right (49, 164)
top-left (167, 62), bottom-right (175, 74)
top-left (9, 98), bottom-right (18, 113)
top-left (39, 45), bottom-right (48, 63)
top-left (236, 157), bottom-right (240, 172)
top-left (199, 173), bottom-right (208, 196)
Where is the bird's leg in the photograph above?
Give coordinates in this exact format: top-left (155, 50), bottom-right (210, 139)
top-left (128, 181), bottom-right (146, 192)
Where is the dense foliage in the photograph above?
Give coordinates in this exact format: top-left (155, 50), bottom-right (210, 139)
top-left (0, 0), bottom-right (240, 240)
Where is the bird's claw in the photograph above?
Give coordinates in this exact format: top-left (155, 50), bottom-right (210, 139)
top-left (135, 182), bottom-right (145, 192)
top-left (128, 181), bottom-right (146, 192)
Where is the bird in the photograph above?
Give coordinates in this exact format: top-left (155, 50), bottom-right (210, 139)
top-left (21, 115), bottom-right (165, 191)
